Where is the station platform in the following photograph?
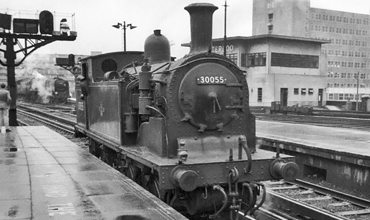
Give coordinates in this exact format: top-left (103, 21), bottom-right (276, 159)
top-left (256, 120), bottom-right (370, 194)
top-left (0, 126), bottom-right (187, 220)
top-left (256, 120), bottom-right (370, 158)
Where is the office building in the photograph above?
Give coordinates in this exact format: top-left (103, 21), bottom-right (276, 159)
top-left (253, 0), bottom-right (370, 109)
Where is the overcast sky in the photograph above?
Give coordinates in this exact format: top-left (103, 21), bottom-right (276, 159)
top-left (1, 0), bottom-right (370, 59)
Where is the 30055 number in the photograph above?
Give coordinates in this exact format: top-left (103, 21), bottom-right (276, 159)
top-left (197, 76), bottom-right (226, 84)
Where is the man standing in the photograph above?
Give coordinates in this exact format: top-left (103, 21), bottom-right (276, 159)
top-left (0, 83), bottom-right (11, 132)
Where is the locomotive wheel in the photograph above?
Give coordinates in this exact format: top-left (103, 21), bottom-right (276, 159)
top-left (100, 147), bottom-right (115, 166)
top-left (147, 174), bottom-right (160, 198)
top-left (88, 138), bottom-right (101, 158)
top-left (125, 165), bottom-right (143, 185)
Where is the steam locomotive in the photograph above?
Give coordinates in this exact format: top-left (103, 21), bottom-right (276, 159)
top-left (75, 3), bottom-right (299, 219)
top-left (16, 76), bottom-right (70, 104)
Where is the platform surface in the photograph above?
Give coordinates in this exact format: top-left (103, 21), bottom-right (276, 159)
top-left (0, 126), bottom-right (187, 220)
top-left (256, 120), bottom-right (370, 157)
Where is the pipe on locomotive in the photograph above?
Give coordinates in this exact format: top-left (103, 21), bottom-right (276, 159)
top-left (184, 3), bottom-right (218, 54)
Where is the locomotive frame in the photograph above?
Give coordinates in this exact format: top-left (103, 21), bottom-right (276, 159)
top-left (75, 3), bottom-right (299, 219)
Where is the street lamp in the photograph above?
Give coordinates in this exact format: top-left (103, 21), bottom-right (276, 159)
top-left (354, 72), bottom-right (360, 111)
top-left (112, 21), bottom-right (137, 51)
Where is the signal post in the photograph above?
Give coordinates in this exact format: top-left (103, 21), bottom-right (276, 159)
top-left (0, 11), bottom-right (77, 125)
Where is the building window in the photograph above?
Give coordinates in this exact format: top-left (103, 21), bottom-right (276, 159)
top-left (341, 72), bottom-right (346, 78)
top-left (271, 53), bottom-right (319, 69)
top-left (339, 94), bottom-right (344, 100)
top-left (247, 53), bottom-right (266, 67)
top-left (308, 88), bottom-right (314, 95)
top-left (226, 53), bottom-right (238, 64)
top-left (328, 93), bottom-right (334, 100)
top-left (268, 13), bottom-right (273, 22)
top-left (268, 24), bottom-right (273, 33)
top-left (364, 18), bottom-right (369, 25)
top-left (294, 88), bottom-right (299, 95)
top-left (267, 2), bottom-right (275, 9)
top-left (257, 88), bottom-right (262, 102)
top-left (301, 88), bottom-right (306, 95)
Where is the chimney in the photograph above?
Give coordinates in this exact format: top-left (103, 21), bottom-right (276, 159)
top-left (184, 3), bottom-right (218, 55)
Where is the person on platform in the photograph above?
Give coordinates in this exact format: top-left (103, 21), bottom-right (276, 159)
top-left (0, 83), bottom-right (11, 132)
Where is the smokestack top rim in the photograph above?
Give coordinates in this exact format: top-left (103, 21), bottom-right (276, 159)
top-left (184, 3), bottom-right (218, 11)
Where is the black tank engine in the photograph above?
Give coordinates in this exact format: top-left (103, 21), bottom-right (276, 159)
top-left (75, 3), bottom-right (299, 219)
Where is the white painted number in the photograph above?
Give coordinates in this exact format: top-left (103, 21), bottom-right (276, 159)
top-left (198, 76), bottom-right (225, 84)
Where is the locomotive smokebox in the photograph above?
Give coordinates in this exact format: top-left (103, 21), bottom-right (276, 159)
top-left (185, 3), bottom-right (218, 55)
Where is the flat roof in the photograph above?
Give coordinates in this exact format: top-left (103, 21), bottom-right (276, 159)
top-left (212, 34), bottom-right (330, 44)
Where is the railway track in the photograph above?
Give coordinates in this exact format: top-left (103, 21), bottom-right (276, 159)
top-left (17, 103), bottom-right (76, 138)
top-left (263, 180), bottom-right (370, 220)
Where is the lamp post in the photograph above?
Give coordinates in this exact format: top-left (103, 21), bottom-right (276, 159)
top-left (112, 21), bottom-right (137, 51)
top-left (354, 72), bottom-right (360, 111)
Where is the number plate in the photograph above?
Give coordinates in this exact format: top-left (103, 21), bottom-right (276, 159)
top-left (196, 76), bottom-right (226, 85)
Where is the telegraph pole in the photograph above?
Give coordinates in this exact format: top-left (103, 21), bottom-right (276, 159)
top-left (223, 0), bottom-right (228, 57)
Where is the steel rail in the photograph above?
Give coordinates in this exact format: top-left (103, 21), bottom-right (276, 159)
top-left (265, 180), bottom-right (370, 220)
top-left (292, 179), bottom-right (370, 208)
top-left (18, 109), bottom-right (75, 136)
top-left (18, 104), bottom-right (76, 126)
